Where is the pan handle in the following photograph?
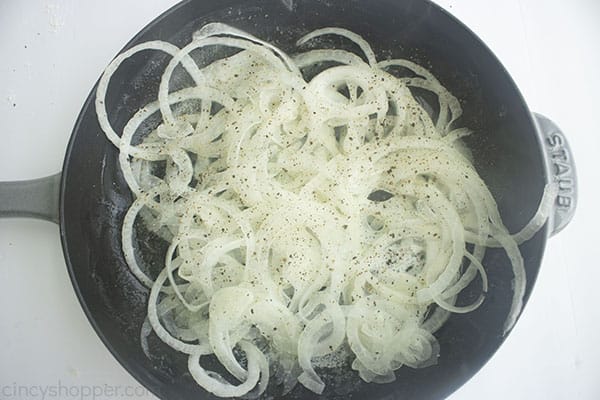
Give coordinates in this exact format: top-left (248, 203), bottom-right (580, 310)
top-left (0, 173), bottom-right (61, 224)
top-left (533, 113), bottom-right (577, 236)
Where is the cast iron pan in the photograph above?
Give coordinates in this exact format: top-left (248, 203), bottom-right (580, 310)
top-left (0, 0), bottom-right (577, 399)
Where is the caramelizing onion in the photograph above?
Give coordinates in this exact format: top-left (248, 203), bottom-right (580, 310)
top-left (96, 24), bottom-right (555, 397)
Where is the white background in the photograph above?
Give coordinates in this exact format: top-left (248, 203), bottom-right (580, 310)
top-left (0, 1), bottom-right (599, 399)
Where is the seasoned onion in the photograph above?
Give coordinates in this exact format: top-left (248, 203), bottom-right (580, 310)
top-left (97, 24), bottom-right (555, 397)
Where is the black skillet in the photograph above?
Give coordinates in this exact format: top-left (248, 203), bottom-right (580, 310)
top-left (0, 0), bottom-right (577, 399)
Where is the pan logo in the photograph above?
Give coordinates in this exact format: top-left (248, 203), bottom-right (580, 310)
top-left (534, 112), bottom-right (577, 234)
top-left (546, 131), bottom-right (574, 209)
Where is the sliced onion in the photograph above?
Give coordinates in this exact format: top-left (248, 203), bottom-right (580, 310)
top-left (97, 23), bottom-right (553, 397)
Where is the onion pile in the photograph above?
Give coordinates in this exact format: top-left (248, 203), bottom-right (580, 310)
top-left (96, 24), bottom-right (556, 397)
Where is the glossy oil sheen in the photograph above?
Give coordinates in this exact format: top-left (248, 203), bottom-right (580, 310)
top-left (60, 0), bottom-right (548, 399)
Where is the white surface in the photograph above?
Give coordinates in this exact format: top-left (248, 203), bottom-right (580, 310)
top-left (0, 1), bottom-right (598, 399)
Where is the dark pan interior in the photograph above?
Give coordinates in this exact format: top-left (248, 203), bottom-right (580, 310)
top-left (60, 0), bottom-right (548, 399)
